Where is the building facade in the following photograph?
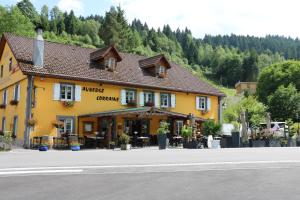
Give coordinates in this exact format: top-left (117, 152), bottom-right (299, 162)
top-left (0, 31), bottom-right (224, 148)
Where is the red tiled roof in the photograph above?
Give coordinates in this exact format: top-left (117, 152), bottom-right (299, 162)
top-left (3, 33), bottom-right (225, 96)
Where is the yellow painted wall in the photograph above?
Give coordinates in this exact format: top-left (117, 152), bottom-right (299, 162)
top-left (0, 42), bottom-right (28, 141)
top-left (31, 77), bottom-right (220, 138)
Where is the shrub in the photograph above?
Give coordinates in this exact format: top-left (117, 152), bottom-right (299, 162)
top-left (181, 125), bottom-right (193, 139)
top-left (157, 122), bottom-right (169, 135)
top-left (119, 133), bottom-right (130, 144)
top-left (0, 131), bottom-right (13, 151)
top-left (202, 120), bottom-right (222, 137)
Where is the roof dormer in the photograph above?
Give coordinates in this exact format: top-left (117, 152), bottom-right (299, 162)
top-left (90, 45), bottom-right (122, 71)
top-left (139, 54), bottom-right (171, 78)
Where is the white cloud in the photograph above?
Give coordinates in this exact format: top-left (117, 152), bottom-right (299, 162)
top-left (110, 0), bottom-right (300, 38)
top-left (57, 0), bottom-right (84, 15)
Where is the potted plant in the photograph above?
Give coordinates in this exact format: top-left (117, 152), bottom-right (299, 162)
top-left (27, 119), bottom-right (36, 127)
top-left (127, 100), bottom-right (136, 107)
top-left (62, 101), bottom-right (75, 107)
top-left (52, 120), bottom-right (64, 128)
top-left (181, 125), bottom-right (195, 148)
top-left (39, 143), bottom-right (49, 151)
top-left (157, 122), bottom-right (169, 150)
top-left (0, 104), bottom-right (6, 109)
top-left (119, 133), bottom-right (131, 150)
top-left (70, 142), bottom-right (81, 151)
top-left (10, 100), bottom-right (18, 105)
top-left (203, 120), bottom-right (222, 149)
top-left (0, 131), bottom-right (13, 151)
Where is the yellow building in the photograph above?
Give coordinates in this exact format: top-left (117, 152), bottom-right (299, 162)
top-left (0, 30), bottom-right (224, 148)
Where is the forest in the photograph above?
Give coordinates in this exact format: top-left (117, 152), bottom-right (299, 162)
top-left (0, 0), bottom-right (299, 88)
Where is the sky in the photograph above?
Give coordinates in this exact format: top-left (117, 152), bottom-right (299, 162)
top-left (1, 0), bottom-right (300, 38)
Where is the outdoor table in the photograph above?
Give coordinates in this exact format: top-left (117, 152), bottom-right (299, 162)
top-left (172, 136), bottom-right (183, 147)
top-left (137, 136), bottom-right (149, 147)
top-left (85, 135), bottom-right (104, 148)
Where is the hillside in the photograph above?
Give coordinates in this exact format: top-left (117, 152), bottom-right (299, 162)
top-left (0, 0), bottom-right (298, 93)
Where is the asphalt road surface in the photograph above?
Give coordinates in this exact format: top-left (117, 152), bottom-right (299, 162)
top-left (1, 147), bottom-right (300, 200)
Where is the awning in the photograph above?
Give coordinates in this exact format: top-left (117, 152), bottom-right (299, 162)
top-left (78, 107), bottom-right (205, 121)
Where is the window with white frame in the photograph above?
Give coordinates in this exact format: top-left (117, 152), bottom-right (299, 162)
top-left (160, 93), bottom-right (169, 108)
top-left (175, 120), bottom-right (184, 135)
top-left (125, 90), bottom-right (135, 103)
top-left (199, 97), bottom-right (206, 110)
top-left (144, 92), bottom-right (154, 104)
top-left (105, 58), bottom-right (116, 70)
top-left (58, 117), bottom-right (74, 135)
top-left (60, 84), bottom-right (74, 101)
top-left (158, 66), bottom-right (165, 75)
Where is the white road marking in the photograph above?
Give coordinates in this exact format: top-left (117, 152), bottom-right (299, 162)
top-left (0, 169), bottom-right (83, 175)
top-left (1, 160), bottom-right (300, 172)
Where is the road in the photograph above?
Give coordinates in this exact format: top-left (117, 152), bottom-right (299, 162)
top-left (1, 147), bottom-right (300, 200)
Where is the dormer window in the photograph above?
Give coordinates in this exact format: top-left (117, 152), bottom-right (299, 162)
top-left (139, 54), bottom-right (171, 78)
top-left (90, 45), bottom-right (122, 71)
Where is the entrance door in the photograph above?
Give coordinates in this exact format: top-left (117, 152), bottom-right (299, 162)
top-left (124, 119), bottom-right (150, 137)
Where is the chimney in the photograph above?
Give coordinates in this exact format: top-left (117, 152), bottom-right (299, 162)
top-left (33, 27), bottom-right (44, 68)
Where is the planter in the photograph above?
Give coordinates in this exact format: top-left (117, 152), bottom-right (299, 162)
top-left (288, 138), bottom-right (296, 147)
top-left (157, 134), bottom-right (167, 150)
top-left (121, 144), bottom-right (131, 150)
top-left (62, 101), bottom-right (74, 108)
top-left (211, 139), bottom-right (221, 149)
top-left (71, 145), bottom-right (80, 151)
top-left (183, 140), bottom-right (201, 149)
top-left (0, 104), bottom-right (6, 109)
top-left (127, 101), bottom-right (137, 107)
top-left (39, 146), bottom-right (48, 151)
top-left (252, 140), bottom-right (266, 147)
top-left (10, 100), bottom-right (19, 105)
top-left (268, 139), bottom-right (281, 147)
top-left (145, 102), bottom-right (154, 107)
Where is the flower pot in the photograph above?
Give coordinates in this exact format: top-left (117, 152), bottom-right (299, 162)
top-left (211, 139), bottom-right (221, 149)
top-left (268, 139), bottom-right (281, 147)
top-left (121, 144), bottom-right (131, 150)
top-left (39, 146), bottom-right (48, 151)
top-left (252, 140), bottom-right (266, 147)
top-left (71, 145), bottom-right (80, 151)
top-left (157, 134), bottom-right (167, 150)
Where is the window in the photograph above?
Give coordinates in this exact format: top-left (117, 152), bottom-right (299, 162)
top-left (160, 93), bottom-right (169, 108)
top-left (60, 84), bottom-right (74, 101)
top-left (175, 120), bottom-right (184, 135)
top-left (105, 58), bottom-right (116, 70)
top-left (2, 90), bottom-right (7, 105)
top-left (199, 97), bottom-right (206, 110)
top-left (125, 90), bottom-right (135, 103)
top-left (58, 117), bottom-right (74, 135)
top-left (144, 92), bottom-right (154, 104)
top-left (9, 58), bottom-right (12, 71)
top-left (0, 65), bottom-right (3, 78)
top-left (158, 66), bottom-right (165, 74)
top-left (13, 83), bottom-right (20, 101)
top-left (12, 116), bottom-right (18, 138)
top-left (83, 122), bottom-right (93, 132)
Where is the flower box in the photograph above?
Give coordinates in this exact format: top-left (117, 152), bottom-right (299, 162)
top-left (27, 119), bottom-right (36, 127)
top-left (52, 120), bottom-right (64, 128)
top-left (62, 101), bottom-right (75, 108)
top-left (0, 104), bottom-right (6, 109)
top-left (145, 101), bottom-right (154, 107)
top-left (10, 100), bottom-right (18, 105)
top-left (158, 73), bottom-right (166, 78)
top-left (127, 100), bottom-right (136, 107)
